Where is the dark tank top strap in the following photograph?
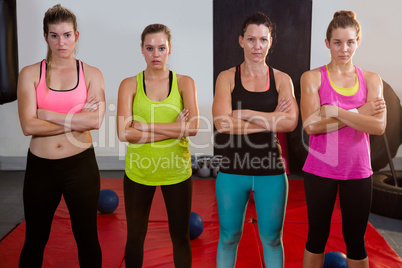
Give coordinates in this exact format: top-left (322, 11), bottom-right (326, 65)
top-left (234, 65), bottom-right (241, 92)
top-left (169, 70), bottom-right (173, 93)
top-left (268, 66), bottom-right (275, 91)
top-left (39, 60), bottom-right (44, 82)
top-left (142, 71), bottom-right (146, 95)
top-left (143, 70), bottom-right (173, 97)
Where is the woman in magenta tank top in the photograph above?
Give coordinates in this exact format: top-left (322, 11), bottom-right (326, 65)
top-left (300, 10), bottom-right (386, 268)
top-left (17, 5), bottom-right (105, 267)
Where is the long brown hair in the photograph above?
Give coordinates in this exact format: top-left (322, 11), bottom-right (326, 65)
top-left (43, 4), bottom-right (78, 85)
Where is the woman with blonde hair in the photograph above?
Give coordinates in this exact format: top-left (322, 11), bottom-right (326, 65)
top-left (17, 4), bottom-right (105, 267)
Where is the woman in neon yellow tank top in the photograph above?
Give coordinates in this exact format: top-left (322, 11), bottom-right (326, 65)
top-left (116, 24), bottom-right (199, 267)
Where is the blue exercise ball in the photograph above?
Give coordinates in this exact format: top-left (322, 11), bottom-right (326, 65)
top-left (189, 212), bottom-right (204, 240)
top-left (323, 251), bottom-right (348, 268)
top-left (98, 189), bottom-right (119, 214)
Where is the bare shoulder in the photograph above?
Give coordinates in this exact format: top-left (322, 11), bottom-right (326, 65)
top-left (118, 75), bottom-right (137, 97)
top-left (214, 67), bottom-right (236, 95)
top-left (301, 67), bottom-right (320, 81)
top-left (271, 68), bottom-right (294, 97)
top-left (18, 62), bottom-right (42, 89)
top-left (217, 67), bottom-right (236, 81)
top-left (119, 75), bottom-right (137, 90)
top-left (19, 62), bottom-right (41, 78)
top-left (361, 69), bottom-right (382, 86)
top-left (272, 68), bottom-right (290, 79)
top-left (176, 73), bottom-right (195, 85)
top-left (272, 68), bottom-right (292, 83)
top-left (300, 68), bottom-right (321, 95)
top-left (176, 74), bottom-right (196, 96)
top-left (82, 62), bottom-right (103, 79)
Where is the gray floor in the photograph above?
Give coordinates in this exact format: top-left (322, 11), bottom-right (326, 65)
top-left (0, 171), bottom-right (401, 258)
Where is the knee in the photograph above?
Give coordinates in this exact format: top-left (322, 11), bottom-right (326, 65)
top-left (345, 237), bottom-right (367, 260)
top-left (305, 232), bottom-right (328, 254)
top-left (126, 229), bottom-right (147, 246)
top-left (169, 230), bottom-right (190, 246)
top-left (304, 223), bottom-right (331, 253)
top-left (260, 232), bottom-right (282, 248)
top-left (219, 229), bottom-right (242, 246)
top-left (23, 230), bottom-right (50, 250)
top-left (22, 241), bottom-right (46, 254)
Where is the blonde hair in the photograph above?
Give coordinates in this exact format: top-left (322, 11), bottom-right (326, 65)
top-left (43, 4), bottom-right (77, 85)
top-left (326, 10), bottom-right (361, 42)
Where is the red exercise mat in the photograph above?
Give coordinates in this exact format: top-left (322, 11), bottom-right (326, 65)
top-left (0, 178), bottom-right (401, 267)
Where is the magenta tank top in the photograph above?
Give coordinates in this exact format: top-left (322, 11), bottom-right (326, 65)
top-left (302, 65), bottom-right (372, 180)
top-left (36, 60), bottom-right (87, 113)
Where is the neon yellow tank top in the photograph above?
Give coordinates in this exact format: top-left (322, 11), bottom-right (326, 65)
top-left (125, 71), bottom-right (191, 186)
top-left (326, 65), bottom-right (359, 96)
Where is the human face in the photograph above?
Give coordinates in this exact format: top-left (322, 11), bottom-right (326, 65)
top-left (239, 24), bottom-right (272, 63)
top-left (141, 32), bottom-right (171, 70)
top-left (325, 27), bottom-right (359, 64)
top-left (45, 22), bottom-right (78, 59)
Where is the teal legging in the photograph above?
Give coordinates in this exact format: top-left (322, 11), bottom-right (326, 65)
top-left (216, 172), bottom-right (288, 268)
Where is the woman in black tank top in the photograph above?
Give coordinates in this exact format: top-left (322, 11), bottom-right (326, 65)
top-left (212, 12), bottom-right (298, 268)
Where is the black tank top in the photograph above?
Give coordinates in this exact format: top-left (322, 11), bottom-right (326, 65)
top-left (219, 65), bottom-right (285, 176)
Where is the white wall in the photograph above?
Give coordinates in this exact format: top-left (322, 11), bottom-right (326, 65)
top-left (0, 0), bottom-right (214, 161)
top-left (0, 0), bottom-right (401, 169)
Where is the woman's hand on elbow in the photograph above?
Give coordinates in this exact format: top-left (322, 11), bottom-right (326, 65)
top-left (175, 109), bottom-right (189, 122)
top-left (275, 98), bottom-right (291, 113)
top-left (82, 96), bottom-right (100, 112)
top-left (358, 97), bottom-right (386, 116)
top-left (132, 121), bottom-right (148, 132)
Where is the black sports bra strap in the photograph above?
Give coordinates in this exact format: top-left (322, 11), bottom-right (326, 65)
top-left (143, 71), bottom-right (173, 97)
top-left (169, 70), bottom-right (173, 94)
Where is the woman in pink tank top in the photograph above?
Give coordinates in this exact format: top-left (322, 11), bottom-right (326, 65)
top-left (17, 4), bottom-right (105, 267)
top-left (300, 10), bottom-right (386, 268)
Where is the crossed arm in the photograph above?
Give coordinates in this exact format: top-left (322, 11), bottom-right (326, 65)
top-left (116, 75), bottom-right (199, 144)
top-left (300, 69), bottom-right (386, 136)
top-left (212, 68), bottom-right (298, 135)
top-left (18, 64), bottom-right (105, 137)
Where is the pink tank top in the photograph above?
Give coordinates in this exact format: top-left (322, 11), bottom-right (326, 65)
top-left (36, 60), bottom-right (87, 113)
top-left (302, 65), bottom-right (372, 180)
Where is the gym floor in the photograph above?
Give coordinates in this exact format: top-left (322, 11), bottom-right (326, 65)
top-left (0, 170), bottom-right (401, 258)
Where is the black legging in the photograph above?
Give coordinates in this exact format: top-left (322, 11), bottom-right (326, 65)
top-left (124, 174), bottom-right (192, 268)
top-left (304, 173), bottom-right (372, 260)
top-left (19, 148), bottom-right (102, 268)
